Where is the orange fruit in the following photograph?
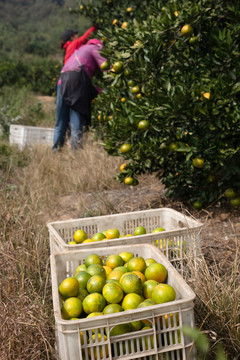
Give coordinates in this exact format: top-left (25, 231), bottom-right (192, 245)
top-left (133, 226), bottom-right (146, 236)
top-left (152, 284), bottom-right (176, 304)
top-left (59, 277), bottom-right (79, 299)
top-left (120, 273), bottom-right (142, 294)
top-left (131, 86), bottom-right (140, 94)
top-left (124, 68), bottom-right (131, 77)
top-left (224, 189), bottom-right (236, 199)
top-left (138, 120), bottom-right (149, 130)
top-left (113, 61), bottom-right (123, 73)
top-left (130, 320), bottom-right (142, 331)
top-left (189, 36), bottom-right (198, 45)
top-left (126, 7), bottom-right (132, 12)
top-left (120, 143), bottom-right (132, 153)
top-left (192, 157), bottom-right (204, 169)
top-left (103, 265), bottom-right (112, 276)
top-left (109, 323), bottom-right (131, 336)
top-left (127, 256), bottom-right (146, 273)
top-left (120, 163), bottom-right (127, 171)
top-left (138, 299), bottom-right (155, 308)
top-left (106, 254), bottom-right (124, 269)
top-left (75, 264), bottom-right (87, 273)
top-left (181, 24), bottom-right (194, 38)
top-left (151, 227), bottom-right (165, 233)
top-left (121, 97), bottom-right (126, 103)
top-left (105, 228), bottom-right (120, 239)
top-left (127, 79), bottom-right (135, 86)
top-left (61, 297), bottom-right (82, 319)
top-left (82, 239), bottom-right (94, 243)
top-left (174, 11), bottom-right (179, 16)
top-left (102, 282), bottom-right (124, 304)
top-left (124, 177), bottom-right (134, 185)
top-left (82, 293), bottom-right (106, 314)
top-left (121, 21), bottom-right (129, 29)
top-left (68, 241), bottom-right (77, 245)
top-left (145, 262), bottom-right (167, 283)
top-left (140, 326), bottom-right (154, 350)
top-left (87, 275), bottom-right (106, 294)
top-left (87, 264), bottom-right (106, 278)
top-left (112, 19), bottom-right (118, 25)
top-left (230, 197), bottom-right (240, 207)
top-left (122, 293), bottom-right (143, 310)
top-left (119, 251), bottom-right (134, 263)
top-left (91, 232), bottom-right (106, 242)
top-left (88, 333), bottom-right (109, 359)
top-left (143, 280), bottom-right (159, 299)
top-left (85, 254), bottom-right (103, 267)
top-left (103, 303), bottom-right (124, 314)
top-left (193, 200), bottom-right (203, 210)
top-left (77, 288), bottom-right (89, 302)
top-left (107, 268), bottom-right (126, 281)
top-left (100, 61), bottom-right (110, 70)
top-left (203, 92), bottom-right (210, 99)
top-left (145, 258), bottom-right (156, 267)
top-left (73, 229), bottom-right (87, 243)
top-left (74, 271), bottom-right (91, 289)
top-left (131, 270), bottom-right (146, 284)
top-left (169, 142), bottom-right (178, 151)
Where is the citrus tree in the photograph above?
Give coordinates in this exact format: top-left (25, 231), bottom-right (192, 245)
top-left (72, 0), bottom-right (240, 208)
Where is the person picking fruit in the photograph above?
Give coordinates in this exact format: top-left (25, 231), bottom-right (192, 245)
top-left (60, 25), bottom-right (97, 64)
top-left (52, 39), bottom-right (108, 150)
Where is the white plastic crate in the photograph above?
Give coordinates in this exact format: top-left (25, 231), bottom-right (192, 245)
top-left (47, 208), bottom-right (203, 270)
top-left (51, 243), bottom-right (196, 360)
top-left (9, 124), bottom-right (54, 149)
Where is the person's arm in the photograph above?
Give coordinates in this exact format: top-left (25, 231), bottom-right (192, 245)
top-left (73, 26), bottom-right (96, 49)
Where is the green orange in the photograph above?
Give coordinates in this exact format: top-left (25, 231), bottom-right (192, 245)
top-left (61, 297), bottom-right (82, 319)
top-left (82, 293), bottom-right (106, 314)
top-left (87, 275), bottom-right (106, 294)
top-left (145, 262), bottom-right (167, 283)
top-left (59, 277), bottom-right (79, 299)
top-left (143, 280), bottom-right (159, 299)
top-left (152, 284), bottom-right (176, 304)
top-left (85, 254), bottom-right (103, 267)
top-left (73, 229), bottom-right (88, 243)
top-left (106, 254), bottom-right (124, 269)
top-left (102, 282), bottom-right (124, 304)
top-left (74, 271), bottom-right (91, 289)
top-left (120, 273), bottom-right (142, 294)
top-left (105, 228), bottom-right (120, 239)
top-left (87, 264), bottom-right (106, 278)
top-left (122, 293), bottom-right (143, 310)
top-left (127, 256), bottom-right (146, 273)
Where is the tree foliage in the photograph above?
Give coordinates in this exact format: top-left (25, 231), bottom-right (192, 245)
top-left (73, 0), bottom-right (240, 208)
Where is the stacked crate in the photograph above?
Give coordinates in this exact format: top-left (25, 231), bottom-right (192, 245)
top-left (48, 208), bottom-right (203, 359)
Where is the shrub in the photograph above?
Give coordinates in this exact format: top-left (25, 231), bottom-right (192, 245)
top-left (74, 0), bottom-right (240, 208)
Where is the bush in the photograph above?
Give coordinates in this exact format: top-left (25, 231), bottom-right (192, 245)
top-left (0, 57), bottom-right (61, 95)
top-left (74, 0), bottom-right (240, 209)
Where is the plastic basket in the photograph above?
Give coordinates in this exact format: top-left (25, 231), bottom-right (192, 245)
top-left (9, 124), bottom-right (54, 150)
top-left (47, 208), bottom-right (203, 271)
top-left (51, 243), bottom-right (196, 360)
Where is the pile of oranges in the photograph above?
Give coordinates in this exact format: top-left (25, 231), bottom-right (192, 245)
top-left (58, 250), bottom-right (176, 337)
top-left (69, 225), bottom-right (166, 245)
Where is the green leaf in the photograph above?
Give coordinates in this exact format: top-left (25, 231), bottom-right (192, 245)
top-left (182, 327), bottom-right (209, 355)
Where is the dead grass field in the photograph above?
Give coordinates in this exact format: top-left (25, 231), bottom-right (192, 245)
top-left (0, 131), bottom-right (239, 359)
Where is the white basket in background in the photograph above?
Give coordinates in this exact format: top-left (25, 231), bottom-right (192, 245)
top-left (9, 124), bottom-right (54, 149)
top-left (51, 243), bottom-right (196, 360)
top-left (47, 208), bottom-right (203, 272)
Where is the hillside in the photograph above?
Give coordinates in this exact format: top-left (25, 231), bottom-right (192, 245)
top-left (0, 0), bottom-right (91, 59)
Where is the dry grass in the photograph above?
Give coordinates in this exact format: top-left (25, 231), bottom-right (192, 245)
top-left (0, 136), bottom-right (239, 359)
